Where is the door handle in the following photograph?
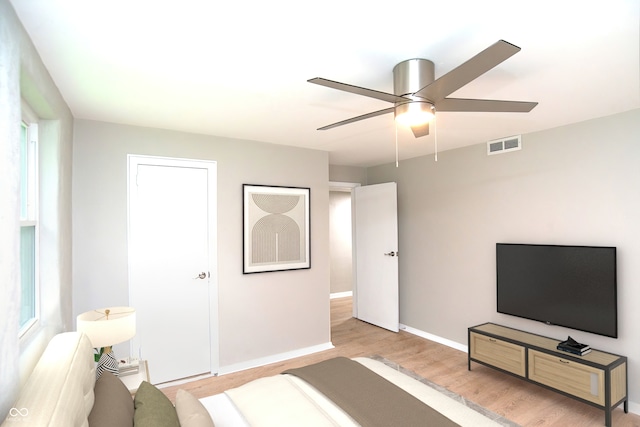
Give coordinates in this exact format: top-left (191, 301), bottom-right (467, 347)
top-left (193, 272), bottom-right (207, 279)
top-left (384, 251), bottom-right (398, 257)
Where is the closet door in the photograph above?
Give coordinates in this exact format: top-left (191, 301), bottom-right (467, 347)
top-left (128, 155), bottom-right (218, 384)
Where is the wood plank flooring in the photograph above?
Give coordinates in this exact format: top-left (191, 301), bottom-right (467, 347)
top-left (161, 297), bottom-right (639, 426)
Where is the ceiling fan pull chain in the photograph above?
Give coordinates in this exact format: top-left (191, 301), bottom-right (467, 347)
top-left (395, 121), bottom-right (399, 167)
top-left (434, 115), bottom-right (438, 162)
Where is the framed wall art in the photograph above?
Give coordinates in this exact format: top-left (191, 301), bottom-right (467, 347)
top-left (243, 184), bottom-right (310, 273)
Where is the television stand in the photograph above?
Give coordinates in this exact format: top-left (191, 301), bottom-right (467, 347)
top-left (468, 323), bottom-right (627, 427)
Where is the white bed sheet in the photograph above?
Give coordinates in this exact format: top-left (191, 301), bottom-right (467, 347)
top-left (199, 393), bottom-right (250, 427)
top-left (224, 374), bottom-right (359, 426)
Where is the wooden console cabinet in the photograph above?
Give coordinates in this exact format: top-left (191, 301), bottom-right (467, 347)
top-left (468, 323), bottom-right (628, 427)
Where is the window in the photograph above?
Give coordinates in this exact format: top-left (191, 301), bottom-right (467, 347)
top-left (19, 114), bottom-right (39, 335)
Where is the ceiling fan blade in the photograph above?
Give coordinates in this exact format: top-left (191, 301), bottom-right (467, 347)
top-left (308, 77), bottom-right (406, 104)
top-left (435, 98), bottom-right (538, 112)
top-left (317, 107), bottom-right (395, 130)
top-left (414, 40), bottom-right (521, 102)
top-left (411, 122), bottom-right (430, 138)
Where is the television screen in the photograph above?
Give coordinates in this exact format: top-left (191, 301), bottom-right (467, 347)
top-left (496, 243), bottom-right (617, 338)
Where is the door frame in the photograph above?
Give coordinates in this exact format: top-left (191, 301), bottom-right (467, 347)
top-left (329, 181), bottom-right (360, 318)
top-left (127, 154), bottom-right (219, 376)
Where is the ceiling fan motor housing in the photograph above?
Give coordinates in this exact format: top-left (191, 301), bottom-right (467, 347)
top-left (393, 59), bottom-right (436, 125)
top-left (393, 59), bottom-right (435, 99)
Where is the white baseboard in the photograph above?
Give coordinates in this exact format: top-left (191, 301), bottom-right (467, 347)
top-left (330, 291), bottom-right (353, 299)
top-left (156, 372), bottom-right (217, 388)
top-left (399, 323), bottom-right (467, 353)
top-left (217, 341), bottom-right (335, 376)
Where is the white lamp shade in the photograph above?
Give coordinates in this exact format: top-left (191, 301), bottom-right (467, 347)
top-left (77, 307), bottom-right (136, 348)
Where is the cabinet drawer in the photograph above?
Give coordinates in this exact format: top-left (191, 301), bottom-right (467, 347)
top-left (528, 349), bottom-right (605, 405)
top-left (470, 332), bottom-right (526, 377)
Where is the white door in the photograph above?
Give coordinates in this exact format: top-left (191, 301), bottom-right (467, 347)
top-left (353, 182), bottom-right (399, 332)
top-left (128, 155), bottom-right (218, 384)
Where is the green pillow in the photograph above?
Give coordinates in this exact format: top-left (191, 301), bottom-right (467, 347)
top-left (133, 381), bottom-right (180, 427)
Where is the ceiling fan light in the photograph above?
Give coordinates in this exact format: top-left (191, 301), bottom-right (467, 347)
top-left (395, 102), bottom-right (435, 127)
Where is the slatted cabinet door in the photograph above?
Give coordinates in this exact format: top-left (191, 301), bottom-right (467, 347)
top-left (529, 349), bottom-right (605, 406)
top-left (469, 332), bottom-right (526, 377)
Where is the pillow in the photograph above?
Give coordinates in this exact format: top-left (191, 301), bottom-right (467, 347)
top-left (88, 372), bottom-right (134, 427)
top-left (175, 389), bottom-right (215, 427)
top-left (133, 381), bottom-right (180, 427)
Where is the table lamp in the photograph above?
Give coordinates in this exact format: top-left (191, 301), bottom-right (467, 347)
top-left (77, 306), bottom-right (136, 378)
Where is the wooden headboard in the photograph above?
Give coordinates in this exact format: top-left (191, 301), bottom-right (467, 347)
top-left (1, 332), bottom-right (96, 427)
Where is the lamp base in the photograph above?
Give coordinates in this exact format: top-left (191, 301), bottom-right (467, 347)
top-left (96, 350), bottom-right (119, 379)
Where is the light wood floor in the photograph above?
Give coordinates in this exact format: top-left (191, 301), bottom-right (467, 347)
top-left (162, 297), bottom-right (638, 427)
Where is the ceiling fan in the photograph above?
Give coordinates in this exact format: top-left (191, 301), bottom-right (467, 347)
top-left (308, 40), bottom-right (538, 138)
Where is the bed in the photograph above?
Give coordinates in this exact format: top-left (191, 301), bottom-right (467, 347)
top-left (1, 332), bottom-right (518, 427)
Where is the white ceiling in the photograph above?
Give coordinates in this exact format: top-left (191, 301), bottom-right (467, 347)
top-left (10, 0), bottom-right (640, 167)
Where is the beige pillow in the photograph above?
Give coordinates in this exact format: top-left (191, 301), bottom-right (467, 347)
top-left (175, 389), bottom-right (215, 427)
top-left (134, 381), bottom-right (180, 427)
top-left (88, 372), bottom-right (134, 427)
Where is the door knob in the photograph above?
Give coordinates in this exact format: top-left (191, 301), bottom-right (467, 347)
top-left (193, 272), bottom-right (207, 279)
top-left (384, 251), bottom-right (398, 257)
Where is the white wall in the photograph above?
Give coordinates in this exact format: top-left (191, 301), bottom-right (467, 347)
top-left (72, 119), bottom-right (331, 372)
top-left (0, 3), bottom-right (22, 418)
top-left (0, 0), bottom-right (74, 419)
top-left (367, 109), bottom-right (640, 407)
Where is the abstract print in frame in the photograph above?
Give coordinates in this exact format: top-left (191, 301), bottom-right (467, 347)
top-left (243, 184), bottom-right (310, 273)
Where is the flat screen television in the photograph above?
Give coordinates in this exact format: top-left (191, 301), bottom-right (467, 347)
top-left (496, 243), bottom-right (617, 338)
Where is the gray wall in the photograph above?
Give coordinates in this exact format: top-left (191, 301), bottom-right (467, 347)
top-left (329, 164), bottom-right (367, 185)
top-left (72, 119), bottom-right (331, 371)
top-left (367, 109), bottom-right (640, 407)
top-left (0, 0), bottom-right (74, 419)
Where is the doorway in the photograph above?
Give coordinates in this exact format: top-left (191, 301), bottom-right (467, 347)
top-left (329, 181), bottom-right (399, 332)
top-left (329, 181), bottom-right (359, 327)
top-left (128, 155), bottom-right (218, 384)
top-left (329, 182), bottom-right (360, 300)
top-left (329, 188), bottom-right (354, 297)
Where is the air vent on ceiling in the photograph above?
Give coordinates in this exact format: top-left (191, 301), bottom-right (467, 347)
top-left (487, 135), bottom-right (521, 155)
